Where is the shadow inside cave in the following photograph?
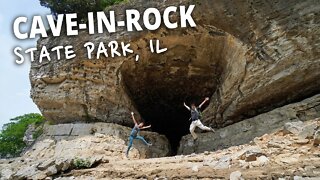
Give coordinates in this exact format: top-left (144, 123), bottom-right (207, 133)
top-left (121, 53), bottom-right (218, 154)
top-left (119, 26), bottom-right (244, 154)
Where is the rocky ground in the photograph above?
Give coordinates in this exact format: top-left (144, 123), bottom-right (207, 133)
top-left (0, 123), bottom-right (170, 180)
top-left (56, 119), bottom-right (320, 180)
top-left (1, 119), bottom-right (319, 179)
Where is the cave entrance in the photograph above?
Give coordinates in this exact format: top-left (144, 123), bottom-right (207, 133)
top-left (120, 34), bottom-right (223, 154)
top-left (122, 71), bottom-right (217, 154)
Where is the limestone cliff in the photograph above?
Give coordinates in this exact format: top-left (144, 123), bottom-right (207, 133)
top-left (30, 0), bottom-right (320, 149)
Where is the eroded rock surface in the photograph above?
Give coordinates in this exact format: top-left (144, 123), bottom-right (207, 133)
top-left (41, 122), bottom-right (170, 158)
top-left (2, 119), bottom-right (319, 179)
top-left (178, 94), bottom-right (320, 155)
top-left (30, 0), bottom-right (320, 148)
top-left (0, 123), bottom-right (169, 179)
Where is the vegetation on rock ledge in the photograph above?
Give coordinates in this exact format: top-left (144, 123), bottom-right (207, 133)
top-left (0, 113), bottom-right (44, 158)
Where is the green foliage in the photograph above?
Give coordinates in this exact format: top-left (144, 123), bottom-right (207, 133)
top-left (32, 128), bottom-right (44, 140)
top-left (0, 113), bottom-right (44, 157)
top-left (39, 0), bottom-right (125, 20)
top-left (73, 157), bottom-right (91, 169)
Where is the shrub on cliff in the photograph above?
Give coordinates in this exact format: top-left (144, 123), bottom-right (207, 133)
top-left (0, 113), bottom-right (44, 158)
top-left (39, 0), bottom-right (125, 20)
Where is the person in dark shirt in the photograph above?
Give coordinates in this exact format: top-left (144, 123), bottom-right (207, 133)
top-left (184, 97), bottom-right (215, 140)
top-left (126, 112), bottom-right (152, 158)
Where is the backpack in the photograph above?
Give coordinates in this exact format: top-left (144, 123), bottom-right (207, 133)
top-left (189, 108), bottom-right (202, 121)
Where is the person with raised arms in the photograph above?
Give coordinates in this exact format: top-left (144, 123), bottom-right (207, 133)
top-left (184, 97), bottom-right (215, 140)
top-left (126, 112), bottom-right (152, 158)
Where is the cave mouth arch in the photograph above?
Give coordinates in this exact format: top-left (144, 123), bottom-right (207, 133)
top-left (121, 68), bottom-right (217, 154)
top-left (120, 28), bottom-right (246, 154)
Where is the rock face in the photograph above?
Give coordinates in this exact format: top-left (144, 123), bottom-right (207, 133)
top-left (0, 123), bottom-right (169, 179)
top-left (30, 0), bottom-right (320, 148)
top-left (22, 124), bottom-right (36, 146)
top-left (313, 130), bottom-right (320, 146)
top-left (40, 122), bottom-right (171, 158)
top-left (178, 94), bottom-right (320, 154)
top-left (2, 119), bottom-right (319, 179)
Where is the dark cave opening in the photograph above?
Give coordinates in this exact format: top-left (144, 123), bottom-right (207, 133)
top-left (118, 27), bottom-right (232, 154)
top-left (121, 56), bottom-right (219, 154)
top-left (123, 76), bottom-right (215, 154)
top-left (133, 94), bottom-right (212, 155)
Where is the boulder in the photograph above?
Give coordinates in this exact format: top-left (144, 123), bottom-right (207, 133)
top-left (24, 138), bottom-right (55, 159)
top-left (55, 158), bottom-right (73, 172)
top-left (284, 121), bottom-right (318, 139)
top-left (293, 176), bottom-right (320, 180)
top-left (191, 165), bottom-right (199, 172)
top-left (314, 130), bottom-right (320, 147)
top-left (283, 121), bottom-right (304, 135)
top-left (230, 171), bottom-right (243, 180)
top-left (239, 147), bottom-right (264, 162)
top-left (298, 122), bottom-right (318, 139)
top-left (0, 168), bottom-right (13, 180)
top-left (37, 158), bottom-right (55, 170)
top-left (295, 139), bottom-right (309, 145)
top-left (275, 153), bottom-right (301, 165)
top-left (254, 155), bottom-right (269, 167)
top-left (213, 156), bottom-right (231, 169)
top-left (46, 165), bottom-right (58, 176)
top-left (178, 94), bottom-right (320, 154)
top-left (12, 165), bottom-right (44, 180)
top-left (202, 158), bottom-right (218, 168)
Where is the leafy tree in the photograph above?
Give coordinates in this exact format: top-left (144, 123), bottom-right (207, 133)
top-left (39, 0), bottom-right (125, 20)
top-left (0, 113), bottom-right (44, 158)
